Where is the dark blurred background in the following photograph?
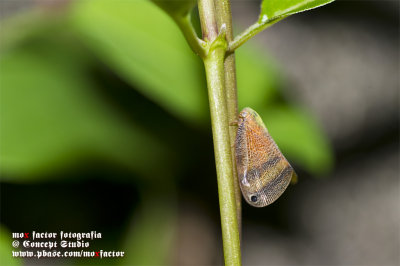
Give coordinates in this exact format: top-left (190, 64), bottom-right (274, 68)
top-left (0, 0), bottom-right (398, 265)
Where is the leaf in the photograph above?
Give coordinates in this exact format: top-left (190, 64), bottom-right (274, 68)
top-left (151, 0), bottom-right (197, 19)
top-left (0, 21), bottom-right (173, 181)
top-left (123, 193), bottom-right (176, 265)
top-left (70, 0), bottom-right (209, 125)
top-left (260, 0), bottom-right (334, 23)
top-left (236, 45), bottom-right (280, 110)
top-left (0, 226), bottom-right (22, 266)
top-left (259, 105), bottom-right (334, 175)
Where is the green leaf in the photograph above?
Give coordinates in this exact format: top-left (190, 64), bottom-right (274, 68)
top-left (70, 0), bottom-right (208, 125)
top-left (236, 45), bottom-right (280, 110)
top-left (259, 105), bottom-right (334, 175)
top-left (260, 0), bottom-right (334, 23)
top-left (151, 0), bottom-right (196, 19)
top-left (0, 21), bottom-right (172, 181)
top-left (123, 193), bottom-right (176, 265)
top-left (0, 226), bottom-right (22, 266)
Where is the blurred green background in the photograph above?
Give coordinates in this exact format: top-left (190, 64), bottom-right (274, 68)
top-left (0, 0), bottom-right (398, 265)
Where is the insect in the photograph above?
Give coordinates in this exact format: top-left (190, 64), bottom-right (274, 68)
top-left (235, 107), bottom-right (297, 207)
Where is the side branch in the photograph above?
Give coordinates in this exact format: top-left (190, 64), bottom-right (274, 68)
top-left (228, 16), bottom-right (286, 53)
top-left (175, 15), bottom-right (207, 58)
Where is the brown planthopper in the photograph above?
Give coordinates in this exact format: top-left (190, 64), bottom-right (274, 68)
top-left (235, 107), bottom-right (297, 207)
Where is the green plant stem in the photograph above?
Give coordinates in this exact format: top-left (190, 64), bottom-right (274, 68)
top-left (204, 42), bottom-right (241, 266)
top-left (214, 0), bottom-right (241, 235)
top-left (228, 16), bottom-right (286, 53)
top-left (198, 0), bottom-right (241, 264)
top-left (175, 15), bottom-right (207, 58)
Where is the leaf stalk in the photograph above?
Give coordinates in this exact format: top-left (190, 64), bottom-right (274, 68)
top-left (228, 16), bottom-right (286, 53)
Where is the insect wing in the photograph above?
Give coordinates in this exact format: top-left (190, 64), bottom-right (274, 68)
top-left (235, 108), bottom-right (295, 207)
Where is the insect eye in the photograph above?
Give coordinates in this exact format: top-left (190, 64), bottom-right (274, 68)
top-left (250, 195), bottom-right (258, 202)
top-left (239, 111), bottom-right (248, 119)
